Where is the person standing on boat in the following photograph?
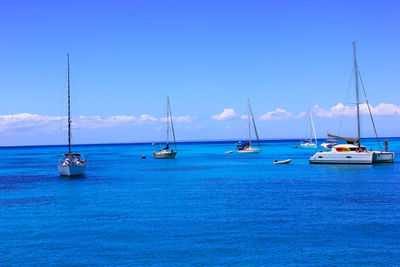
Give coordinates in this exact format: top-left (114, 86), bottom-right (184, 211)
top-left (384, 139), bottom-right (388, 152)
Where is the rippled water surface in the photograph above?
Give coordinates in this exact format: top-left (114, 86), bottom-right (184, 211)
top-left (1, 139), bottom-right (399, 265)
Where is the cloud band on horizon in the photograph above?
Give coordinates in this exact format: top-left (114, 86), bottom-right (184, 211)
top-left (1, 102), bottom-right (399, 134)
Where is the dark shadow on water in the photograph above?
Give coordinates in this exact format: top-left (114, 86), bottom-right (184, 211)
top-left (0, 175), bottom-right (56, 191)
top-left (0, 196), bottom-right (57, 207)
top-left (58, 174), bottom-right (86, 180)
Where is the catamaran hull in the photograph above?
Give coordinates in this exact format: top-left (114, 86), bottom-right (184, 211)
top-left (372, 152), bottom-right (394, 163)
top-left (154, 151), bottom-right (177, 159)
top-left (58, 165), bottom-right (86, 176)
top-left (309, 152), bottom-right (373, 164)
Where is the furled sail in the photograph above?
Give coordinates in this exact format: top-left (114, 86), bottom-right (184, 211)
top-left (327, 133), bottom-right (358, 144)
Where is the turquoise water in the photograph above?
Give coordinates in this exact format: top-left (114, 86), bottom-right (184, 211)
top-left (1, 139), bottom-right (399, 265)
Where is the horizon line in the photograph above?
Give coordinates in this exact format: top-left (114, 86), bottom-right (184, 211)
top-left (0, 136), bottom-right (398, 149)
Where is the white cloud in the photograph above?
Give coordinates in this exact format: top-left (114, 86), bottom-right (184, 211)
top-left (138, 114), bottom-right (158, 124)
top-left (259, 108), bottom-right (305, 120)
top-left (78, 115), bottom-right (137, 128)
top-left (0, 113), bottom-right (64, 133)
top-left (313, 102), bottom-right (400, 117)
top-left (160, 115), bottom-right (197, 123)
top-left (0, 112), bottom-right (199, 134)
top-left (211, 109), bottom-right (239, 121)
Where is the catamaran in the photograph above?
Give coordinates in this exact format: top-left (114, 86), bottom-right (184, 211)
top-left (299, 106), bottom-right (317, 148)
top-left (153, 96), bottom-right (177, 159)
top-left (309, 42), bottom-right (394, 164)
top-left (58, 54), bottom-right (86, 176)
top-left (236, 98), bottom-right (261, 154)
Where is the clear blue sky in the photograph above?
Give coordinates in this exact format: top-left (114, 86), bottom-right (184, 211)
top-left (0, 0), bottom-right (399, 146)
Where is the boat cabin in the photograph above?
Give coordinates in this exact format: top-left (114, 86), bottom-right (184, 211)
top-left (332, 144), bottom-right (367, 153)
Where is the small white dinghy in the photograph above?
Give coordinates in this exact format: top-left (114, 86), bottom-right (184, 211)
top-left (225, 151), bottom-right (233, 154)
top-left (273, 159), bottom-right (292, 164)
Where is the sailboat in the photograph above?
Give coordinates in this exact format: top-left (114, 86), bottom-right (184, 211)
top-left (58, 53), bottom-right (86, 176)
top-left (236, 98), bottom-right (261, 154)
top-left (309, 42), bottom-right (394, 164)
top-left (153, 96), bottom-right (177, 159)
top-left (299, 106), bottom-right (317, 148)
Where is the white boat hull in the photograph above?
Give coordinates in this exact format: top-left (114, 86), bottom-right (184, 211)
top-left (154, 150), bottom-right (177, 159)
top-left (58, 164), bottom-right (86, 176)
top-left (309, 151), bottom-right (374, 164)
top-left (237, 148), bottom-right (261, 154)
top-left (274, 159), bottom-right (292, 164)
top-left (299, 143), bottom-right (317, 149)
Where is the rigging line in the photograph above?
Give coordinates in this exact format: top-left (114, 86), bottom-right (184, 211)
top-left (249, 102), bottom-right (261, 149)
top-left (308, 106), bottom-right (313, 142)
top-left (357, 67), bottom-right (382, 150)
top-left (338, 67), bottom-right (354, 136)
top-left (168, 97), bottom-right (177, 151)
top-left (247, 99), bottom-right (251, 146)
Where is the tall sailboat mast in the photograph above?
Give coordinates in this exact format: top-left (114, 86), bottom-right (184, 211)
top-left (309, 106), bottom-right (317, 145)
top-left (167, 96), bottom-right (177, 151)
top-left (166, 96), bottom-right (170, 146)
top-left (248, 98), bottom-right (251, 146)
top-left (353, 42), bottom-right (361, 148)
top-left (67, 53), bottom-right (72, 155)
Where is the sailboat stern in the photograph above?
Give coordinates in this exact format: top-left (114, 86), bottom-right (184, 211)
top-left (58, 164), bottom-right (86, 176)
top-left (58, 153), bottom-right (86, 176)
top-left (153, 150), bottom-right (177, 159)
top-left (372, 152), bottom-right (394, 163)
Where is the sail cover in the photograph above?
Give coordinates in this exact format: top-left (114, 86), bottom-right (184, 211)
top-left (327, 133), bottom-right (358, 144)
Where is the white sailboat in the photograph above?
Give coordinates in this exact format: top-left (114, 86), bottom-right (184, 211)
top-left (58, 53), bottom-right (86, 176)
top-left (310, 42), bottom-right (394, 164)
top-left (236, 98), bottom-right (261, 154)
top-left (153, 96), bottom-right (177, 159)
top-left (299, 106), bottom-right (317, 148)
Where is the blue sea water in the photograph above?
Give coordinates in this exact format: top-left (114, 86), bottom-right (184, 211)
top-left (0, 139), bottom-right (399, 266)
